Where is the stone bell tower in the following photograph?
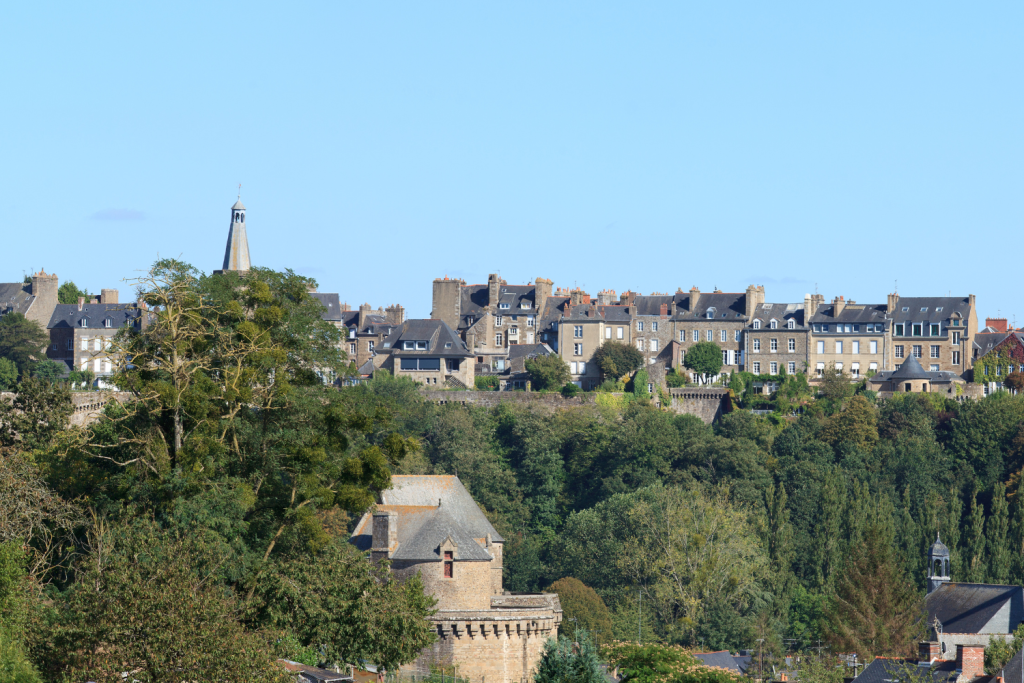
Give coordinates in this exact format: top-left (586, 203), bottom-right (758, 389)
top-left (927, 533), bottom-right (951, 594)
top-left (217, 197), bottom-right (251, 274)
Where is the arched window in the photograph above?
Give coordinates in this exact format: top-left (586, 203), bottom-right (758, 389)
top-left (240, 212), bottom-right (244, 222)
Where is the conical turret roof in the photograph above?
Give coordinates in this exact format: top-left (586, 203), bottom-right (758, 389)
top-left (929, 533), bottom-right (949, 557)
top-left (891, 354), bottom-right (931, 380)
top-left (231, 199), bottom-right (246, 210)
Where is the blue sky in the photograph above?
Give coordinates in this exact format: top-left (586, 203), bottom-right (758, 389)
top-left (2, 3), bottom-right (1021, 322)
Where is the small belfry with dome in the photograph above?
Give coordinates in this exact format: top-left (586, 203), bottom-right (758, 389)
top-left (213, 194), bottom-right (251, 275)
top-left (919, 532), bottom-right (1024, 670)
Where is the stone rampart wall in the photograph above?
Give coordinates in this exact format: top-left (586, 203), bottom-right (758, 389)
top-left (420, 389), bottom-right (729, 425)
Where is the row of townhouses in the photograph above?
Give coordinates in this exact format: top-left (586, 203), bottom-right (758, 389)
top-left (1, 199), bottom-right (1008, 395)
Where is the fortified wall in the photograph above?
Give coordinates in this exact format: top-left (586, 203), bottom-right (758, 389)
top-left (420, 387), bottom-right (730, 424)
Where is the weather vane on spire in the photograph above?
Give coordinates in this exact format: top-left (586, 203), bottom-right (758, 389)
top-left (237, 183), bottom-right (242, 200)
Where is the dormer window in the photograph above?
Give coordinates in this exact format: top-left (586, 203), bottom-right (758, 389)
top-left (706, 308), bottom-right (716, 319)
top-left (935, 307), bottom-right (943, 312)
top-left (416, 341), bottom-right (427, 350)
top-left (521, 301), bottom-right (532, 309)
top-left (499, 303), bottom-right (510, 310)
top-left (787, 320), bottom-right (795, 329)
top-left (104, 318), bottom-right (112, 328)
top-left (403, 341), bottom-right (415, 350)
top-left (443, 551), bottom-right (454, 578)
top-left (79, 318), bottom-right (88, 328)
top-left (902, 307), bottom-right (909, 312)
top-left (769, 319), bottom-right (778, 329)
top-left (752, 319), bottom-right (761, 330)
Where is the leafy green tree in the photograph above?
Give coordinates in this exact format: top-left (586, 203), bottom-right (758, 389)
top-left (525, 354), bottom-right (571, 391)
top-left (561, 382), bottom-right (580, 397)
top-left (818, 395), bottom-right (878, 452)
top-left (603, 642), bottom-right (746, 683)
top-left (533, 630), bottom-right (605, 683)
top-left (593, 341), bottom-right (643, 380)
top-left (0, 541), bottom-right (42, 683)
top-left (43, 524), bottom-right (290, 683)
top-left (0, 377), bottom-right (74, 456)
top-left (57, 281), bottom-right (90, 305)
top-left (632, 369), bottom-right (650, 399)
top-left (1006, 372), bottom-right (1024, 394)
top-left (546, 578), bottom-right (613, 645)
top-left (0, 314), bottom-right (47, 377)
top-left (822, 520), bottom-right (925, 658)
top-left (0, 358), bottom-right (17, 390)
top-left (248, 539), bottom-right (436, 671)
top-left (29, 360), bottom-right (64, 384)
top-left (986, 622), bottom-right (1024, 673)
top-left (818, 363), bottom-right (853, 405)
top-left (682, 341), bottom-right (721, 384)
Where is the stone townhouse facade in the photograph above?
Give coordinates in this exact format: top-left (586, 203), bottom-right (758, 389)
top-left (376, 319), bottom-right (475, 389)
top-left (672, 286), bottom-right (763, 381)
top-left (351, 476), bottom-right (561, 683)
top-left (745, 302), bottom-right (809, 378)
top-left (806, 295), bottom-right (889, 381)
top-left (557, 302), bottom-right (634, 390)
top-left (328, 301), bottom-right (403, 369)
top-left (431, 274), bottom-right (554, 371)
top-left (46, 292), bottom-right (146, 386)
top-left (887, 294), bottom-right (976, 375)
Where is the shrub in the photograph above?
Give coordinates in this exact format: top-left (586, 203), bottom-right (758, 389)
top-left (561, 382), bottom-right (580, 398)
top-left (632, 369), bottom-right (650, 399)
top-left (546, 578), bottom-right (613, 644)
top-left (665, 369), bottom-right (686, 388)
top-left (475, 376), bottom-right (500, 391)
top-left (594, 342), bottom-right (644, 380)
top-left (526, 354), bottom-right (571, 391)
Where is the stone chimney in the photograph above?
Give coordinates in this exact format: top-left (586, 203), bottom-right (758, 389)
top-left (535, 277), bottom-right (553, 316)
top-left (689, 287), bottom-right (700, 313)
top-left (745, 285), bottom-right (760, 319)
top-left (488, 273), bottom-right (503, 308)
top-left (888, 292), bottom-right (900, 314)
top-left (669, 300), bottom-right (677, 317)
top-left (431, 277), bottom-right (462, 330)
top-left (955, 645), bottom-right (985, 682)
top-left (77, 297), bottom-right (84, 312)
top-left (660, 303), bottom-right (669, 317)
top-left (385, 304), bottom-right (405, 325)
top-left (100, 288), bottom-right (118, 305)
top-left (371, 510), bottom-right (398, 563)
top-left (834, 296), bottom-right (846, 317)
top-left (357, 303), bottom-right (373, 331)
top-left (27, 269), bottom-right (59, 328)
top-left (987, 318), bottom-right (1009, 333)
top-left (919, 641), bottom-right (940, 664)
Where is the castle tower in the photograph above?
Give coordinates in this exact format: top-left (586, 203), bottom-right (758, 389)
top-left (927, 533), bottom-right (951, 594)
top-left (220, 199), bottom-right (251, 273)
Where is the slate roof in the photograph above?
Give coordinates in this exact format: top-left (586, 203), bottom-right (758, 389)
top-left (507, 343), bottom-right (553, 362)
top-left (974, 332), bottom-right (1009, 355)
top-left (232, 199), bottom-right (246, 211)
top-left (749, 303), bottom-right (806, 329)
top-left (564, 304), bottom-right (632, 322)
top-left (391, 506), bottom-right (493, 562)
top-left (890, 355), bottom-right (932, 380)
top-left (380, 319), bottom-right (472, 357)
top-left (870, 355), bottom-right (964, 385)
top-left (632, 295), bottom-right (675, 317)
top-left (383, 475), bottom-right (502, 543)
top-left (0, 282), bottom-right (33, 317)
top-left (891, 296), bottom-right (972, 323)
top-left (810, 303), bottom-right (889, 326)
top-left (692, 652), bottom-right (742, 672)
top-left (1001, 644), bottom-right (1023, 683)
top-left (309, 293), bottom-right (343, 321)
top-left (458, 284), bottom-right (537, 329)
top-left (47, 303), bottom-right (143, 330)
top-left (856, 658), bottom-right (957, 683)
top-left (674, 292), bottom-right (747, 320)
top-left (926, 583), bottom-right (1023, 634)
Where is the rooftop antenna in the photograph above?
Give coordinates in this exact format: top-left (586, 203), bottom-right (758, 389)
top-left (895, 279), bottom-right (898, 294)
top-left (814, 282), bottom-right (819, 295)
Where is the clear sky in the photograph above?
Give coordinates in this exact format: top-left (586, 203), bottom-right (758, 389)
top-left (2, 3), bottom-right (1021, 322)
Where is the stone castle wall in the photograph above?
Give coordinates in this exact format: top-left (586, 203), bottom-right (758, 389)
top-left (420, 388), bottom-right (729, 425)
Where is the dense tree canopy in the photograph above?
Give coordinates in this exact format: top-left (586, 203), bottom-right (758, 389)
top-left (0, 313), bottom-right (47, 377)
top-left (682, 341), bottom-right (722, 383)
top-left (525, 353), bottom-right (571, 391)
top-left (594, 341), bottom-right (644, 380)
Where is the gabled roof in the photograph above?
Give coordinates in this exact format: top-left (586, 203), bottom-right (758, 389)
top-left (749, 303), bottom-right (806, 329)
top-left (675, 292), bottom-right (747, 320)
top-left (308, 293), bottom-right (342, 322)
top-left (0, 282), bottom-right (33, 317)
top-left (47, 303), bottom-right (142, 329)
top-left (692, 652), bottom-right (742, 672)
top-left (1002, 644), bottom-right (1023, 683)
top-left (892, 296), bottom-right (972, 323)
top-left (974, 332), bottom-right (1009, 354)
top-left (857, 658), bottom-right (957, 683)
top-left (810, 303), bottom-right (888, 325)
top-left (927, 583), bottom-right (1023, 634)
top-left (564, 304), bottom-right (632, 322)
top-left (380, 319), bottom-right (472, 357)
top-left (632, 295), bottom-right (675, 316)
top-left (383, 475), bottom-right (502, 543)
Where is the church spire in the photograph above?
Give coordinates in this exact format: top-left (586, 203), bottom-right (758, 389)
top-left (220, 196), bottom-right (251, 273)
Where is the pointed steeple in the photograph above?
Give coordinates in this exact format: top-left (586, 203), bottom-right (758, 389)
top-left (221, 197), bottom-right (251, 273)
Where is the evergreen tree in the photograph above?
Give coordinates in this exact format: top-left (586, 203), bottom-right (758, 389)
top-left (0, 314), bottom-right (47, 377)
top-left (533, 630), bottom-right (607, 683)
top-left (822, 521), bottom-right (926, 658)
top-left (1009, 491), bottom-right (1024, 586)
top-left (941, 489), bottom-right (964, 580)
top-left (987, 482), bottom-right (1011, 584)
top-left (964, 490), bottom-right (987, 583)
